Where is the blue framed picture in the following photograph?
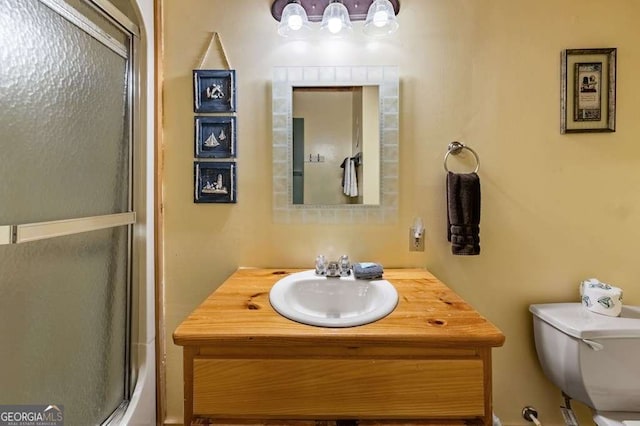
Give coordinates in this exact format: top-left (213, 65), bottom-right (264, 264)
top-left (194, 161), bottom-right (236, 203)
top-left (195, 116), bottom-right (236, 158)
top-left (193, 69), bottom-right (236, 113)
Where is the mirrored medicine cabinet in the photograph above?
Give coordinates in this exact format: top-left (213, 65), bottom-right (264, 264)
top-left (272, 66), bottom-right (399, 224)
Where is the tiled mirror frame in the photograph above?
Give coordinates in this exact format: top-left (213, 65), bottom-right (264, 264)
top-left (272, 66), bottom-right (399, 224)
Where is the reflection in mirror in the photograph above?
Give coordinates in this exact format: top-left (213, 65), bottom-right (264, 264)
top-left (292, 86), bottom-right (379, 205)
top-left (272, 66), bottom-right (398, 224)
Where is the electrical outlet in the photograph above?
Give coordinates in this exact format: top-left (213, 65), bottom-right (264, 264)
top-left (409, 228), bottom-right (424, 252)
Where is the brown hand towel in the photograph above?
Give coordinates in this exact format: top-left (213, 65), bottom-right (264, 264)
top-left (447, 172), bottom-right (481, 255)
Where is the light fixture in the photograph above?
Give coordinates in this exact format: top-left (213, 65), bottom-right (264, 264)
top-left (363, 0), bottom-right (399, 37)
top-left (277, 0), bottom-right (311, 37)
top-left (271, 0), bottom-right (400, 38)
top-left (320, 1), bottom-right (352, 36)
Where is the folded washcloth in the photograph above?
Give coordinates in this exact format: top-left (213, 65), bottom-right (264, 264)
top-left (352, 262), bottom-right (384, 280)
top-left (447, 172), bottom-right (481, 255)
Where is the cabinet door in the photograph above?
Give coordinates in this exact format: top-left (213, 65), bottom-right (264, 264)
top-left (193, 358), bottom-right (485, 419)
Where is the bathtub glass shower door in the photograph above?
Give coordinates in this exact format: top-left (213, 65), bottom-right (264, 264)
top-left (0, 0), bottom-right (135, 424)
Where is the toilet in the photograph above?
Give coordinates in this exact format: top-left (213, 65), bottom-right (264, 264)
top-left (529, 303), bottom-right (640, 426)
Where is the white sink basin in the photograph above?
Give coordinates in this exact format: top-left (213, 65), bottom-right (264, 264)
top-left (269, 269), bottom-right (398, 328)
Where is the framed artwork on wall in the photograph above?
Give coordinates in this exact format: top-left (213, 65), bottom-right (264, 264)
top-left (195, 116), bottom-right (237, 158)
top-left (193, 69), bottom-right (236, 113)
top-left (194, 161), bottom-right (236, 203)
top-left (561, 48), bottom-right (616, 134)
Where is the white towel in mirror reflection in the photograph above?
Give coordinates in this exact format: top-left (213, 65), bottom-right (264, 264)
top-left (342, 157), bottom-right (358, 197)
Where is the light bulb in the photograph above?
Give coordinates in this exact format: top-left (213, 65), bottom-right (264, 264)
top-left (277, 1), bottom-right (310, 37)
top-left (321, 1), bottom-right (352, 36)
top-left (363, 0), bottom-right (398, 37)
top-left (288, 14), bottom-right (303, 30)
top-left (327, 17), bottom-right (342, 34)
top-left (373, 10), bottom-right (389, 27)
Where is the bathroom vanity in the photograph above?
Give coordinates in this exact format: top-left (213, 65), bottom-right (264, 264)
top-left (173, 268), bottom-right (505, 426)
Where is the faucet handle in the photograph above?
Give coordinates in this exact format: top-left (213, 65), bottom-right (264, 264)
top-left (339, 255), bottom-right (351, 276)
top-left (315, 255), bottom-right (327, 276)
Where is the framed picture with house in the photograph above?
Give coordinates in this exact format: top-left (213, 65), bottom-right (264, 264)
top-left (561, 48), bottom-right (616, 133)
top-left (193, 69), bottom-right (236, 113)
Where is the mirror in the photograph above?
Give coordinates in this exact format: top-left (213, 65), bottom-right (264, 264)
top-left (272, 66), bottom-right (399, 224)
top-left (292, 86), bottom-right (379, 205)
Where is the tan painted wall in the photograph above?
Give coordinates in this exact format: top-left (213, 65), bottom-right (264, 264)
top-left (362, 85), bottom-right (380, 205)
top-left (352, 86), bottom-right (364, 204)
top-left (161, 0), bottom-right (640, 424)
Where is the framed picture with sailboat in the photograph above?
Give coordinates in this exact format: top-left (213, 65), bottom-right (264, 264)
top-left (195, 116), bottom-right (237, 158)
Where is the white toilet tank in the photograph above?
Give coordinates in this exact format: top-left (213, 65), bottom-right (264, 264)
top-left (530, 303), bottom-right (640, 412)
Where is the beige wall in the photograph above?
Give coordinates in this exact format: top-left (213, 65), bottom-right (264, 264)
top-left (161, 0), bottom-right (640, 424)
top-left (362, 85), bottom-right (380, 204)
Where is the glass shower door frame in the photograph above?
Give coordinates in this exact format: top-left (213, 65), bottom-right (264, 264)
top-left (0, 0), bottom-right (142, 421)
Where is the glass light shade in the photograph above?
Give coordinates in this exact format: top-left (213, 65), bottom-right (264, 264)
top-left (320, 1), bottom-right (352, 36)
top-left (363, 0), bottom-right (399, 37)
top-left (278, 2), bottom-right (310, 37)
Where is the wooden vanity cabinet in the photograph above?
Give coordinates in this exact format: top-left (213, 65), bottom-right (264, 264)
top-left (174, 269), bottom-right (505, 426)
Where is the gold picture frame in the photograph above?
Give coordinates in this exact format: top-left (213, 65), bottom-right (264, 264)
top-left (560, 48), bottom-right (616, 134)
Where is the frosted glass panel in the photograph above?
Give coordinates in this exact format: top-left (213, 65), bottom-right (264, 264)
top-left (0, 0), bottom-right (130, 225)
top-left (0, 227), bottom-right (128, 424)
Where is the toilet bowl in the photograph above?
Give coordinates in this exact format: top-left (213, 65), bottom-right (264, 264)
top-left (529, 303), bottom-right (640, 426)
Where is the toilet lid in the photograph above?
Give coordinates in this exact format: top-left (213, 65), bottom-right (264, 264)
top-left (594, 411), bottom-right (640, 426)
top-left (530, 303), bottom-right (640, 339)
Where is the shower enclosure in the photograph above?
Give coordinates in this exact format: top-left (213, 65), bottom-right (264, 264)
top-left (0, 0), bottom-right (149, 423)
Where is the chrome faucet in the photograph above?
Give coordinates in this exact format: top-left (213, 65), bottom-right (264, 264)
top-left (315, 254), bottom-right (351, 277)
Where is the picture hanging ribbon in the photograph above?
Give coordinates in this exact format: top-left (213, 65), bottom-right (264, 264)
top-left (196, 32), bottom-right (231, 70)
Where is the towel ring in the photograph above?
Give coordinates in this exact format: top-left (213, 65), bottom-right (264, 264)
top-left (443, 141), bottom-right (480, 173)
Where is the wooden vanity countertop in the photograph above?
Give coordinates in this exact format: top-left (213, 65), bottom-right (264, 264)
top-left (173, 268), bottom-right (505, 348)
